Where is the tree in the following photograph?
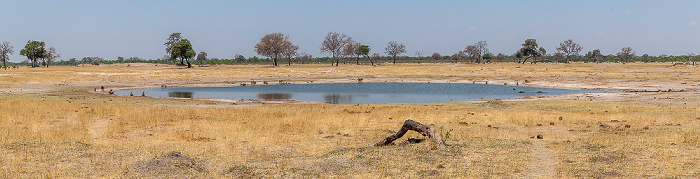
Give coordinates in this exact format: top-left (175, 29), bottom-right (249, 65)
top-left (451, 52), bottom-right (464, 63)
top-left (431, 52), bottom-right (441, 62)
top-left (196, 51), bottom-right (207, 66)
top-left (296, 53), bottom-right (312, 64)
top-left (585, 49), bottom-right (602, 63)
top-left (320, 32), bottom-right (353, 66)
top-left (463, 41), bottom-right (488, 63)
top-left (255, 33), bottom-right (295, 67)
top-left (553, 52), bottom-right (565, 60)
top-left (164, 33), bottom-right (182, 60)
top-left (556, 39), bottom-right (583, 63)
top-left (415, 50), bottom-right (424, 64)
top-left (384, 41), bottom-right (406, 64)
top-left (496, 53), bottom-right (506, 62)
top-left (359, 45), bottom-right (371, 65)
top-left (518, 39), bottom-right (545, 64)
top-left (343, 42), bottom-right (361, 65)
top-left (483, 53), bottom-right (493, 62)
top-left (171, 39), bottom-right (195, 68)
top-left (19, 40), bottom-right (45, 67)
top-left (43, 47), bottom-right (60, 68)
top-left (371, 53), bottom-right (381, 64)
top-left (282, 41), bottom-right (299, 66)
top-left (0, 41), bottom-right (13, 70)
top-left (616, 47), bottom-right (635, 62)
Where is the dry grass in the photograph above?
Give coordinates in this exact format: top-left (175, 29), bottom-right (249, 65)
top-left (0, 63), bottom-right (699, 178)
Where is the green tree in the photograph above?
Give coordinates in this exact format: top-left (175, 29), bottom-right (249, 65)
top-left (585, 49), bottom-right (602, 63)
top-left (0, 41), bottom-right (13, 70)
top-left (171, 39), bottom-right (195, 68)
top-left (359, 45), bottom-right (372, 65)
top-left (19, 40), bottom-right (45, 67)
top-left (518, 39), bottom-right (545, 64)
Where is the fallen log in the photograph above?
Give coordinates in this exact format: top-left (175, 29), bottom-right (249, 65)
top-left (376, 119), bottom-right (445, 150)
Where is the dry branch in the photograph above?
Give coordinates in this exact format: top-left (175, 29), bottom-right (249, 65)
top-left (376, 119), bottom-right (444, 150)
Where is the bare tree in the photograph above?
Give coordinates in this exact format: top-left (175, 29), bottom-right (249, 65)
top-left (415, 50), bottom-right (423, 63)
top-left (431, 52), bottom-right (441, 62)
top-left (384, 41), bottom-right (406, 64)
top-left (553, 52), bottom-right (565, 60)
top-left (43, 46), bottom-right (60, 68)
top-left (320, 32), bottom-right (353, 66)
top-left (556, 39), bottom-right (582, 63)
top-left (343, 42), bottom-right (362, 65)
top-left (451, 52), bottom-right (465, 63)
top-left (496, 53), bottom-right (506, 62)
top-left (296, 53), bottom-right (312, 64)
top-left (463, 45), bottom-right (479, 63)
top-left (282, 42), bottom-right (299, 66)
top-left (462, 41), bottom-right (488, 63)
top-left (164, 33), bottom-right (182, 59)
top-left (196, 51), bottom-right (207, 66)
top-left (371, 53), bottom-right (381, 64)
top-left (0, 41), bottom-right (13, 70)
top-left (616, 47), bottom-right (635, 62)
top-left (255, 33), bottom-right (294, 67)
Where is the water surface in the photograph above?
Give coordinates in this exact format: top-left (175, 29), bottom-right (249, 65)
top-left (115, 83), bottom-right (610, 103)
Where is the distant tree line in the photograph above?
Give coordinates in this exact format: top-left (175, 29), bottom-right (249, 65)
top-left (1, 36), bottom-right (699, 68)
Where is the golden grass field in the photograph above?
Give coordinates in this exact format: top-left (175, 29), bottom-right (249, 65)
top-left (0, 62), bottom-right (698, 178)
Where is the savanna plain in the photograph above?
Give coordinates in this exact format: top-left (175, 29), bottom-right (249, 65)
top-left (0, 62), bottom-right (699, 178)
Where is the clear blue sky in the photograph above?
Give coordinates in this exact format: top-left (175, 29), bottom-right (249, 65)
top-left (1, 0), bottom-right (698, 62)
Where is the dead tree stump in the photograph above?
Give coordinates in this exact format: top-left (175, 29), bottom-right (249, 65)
top-left (376, 119), bottom-right (445, 150)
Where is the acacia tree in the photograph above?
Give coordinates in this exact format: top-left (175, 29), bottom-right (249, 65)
top-left (43, 46), bottom-right (60, 68)
top-left (0, 41), bottom-right (13, 70)
top-left (518, 39), bottom-right (545, 64)
top-left (255, 33), bottom-right (295, 67)
top-left (415, 50), bottom-right (423, 64)
top-left (196, 51), bottom-right (207, 66)
top-left (359, 45), bottom-right (372, 65)
top-left (385, 41), bottom-right (406, 64)
top-left (585, 49), bottom-right (602, 63)
top-left (164, 33), bottom-right (182, 60)
top-left (171, 39), bottom-right (195, 68)
top-left (616, 47), bottom-right (635, 63)
top-left (556, 39), bottom-right (582, 63)
top-left (431, 52), bottom-right (441, 62)
top-left (19, 40), bottom-right (45, 67)
top-left (320, 32), bottom-right (353, 66)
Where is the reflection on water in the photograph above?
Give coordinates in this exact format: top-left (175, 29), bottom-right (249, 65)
top-left (168, 91), bottom-right (193, 98)
top-left (116, 83), bottom-right (612, 104)
top-left (324, 94), bottom-right (353, 104)
top-left (258, 93), bottom-right (292, 100)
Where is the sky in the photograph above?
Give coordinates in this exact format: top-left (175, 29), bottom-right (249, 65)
top-left (1, 0), bottom-right (699, 62)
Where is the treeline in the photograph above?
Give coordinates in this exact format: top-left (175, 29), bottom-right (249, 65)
top-left (6, 53), bottom-right (695, 67)
top-left (2, 35), bottom-right (699, 69)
